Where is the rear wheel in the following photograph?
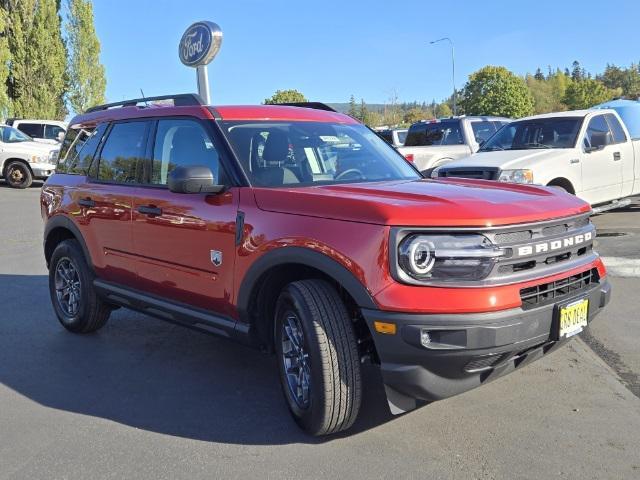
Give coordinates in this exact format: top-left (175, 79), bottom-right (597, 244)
top-left (275, 279), bottom-right (362, 436)
top-left (5, 161), bottom-right (32, 189)
top-left (49, 239), bottom-right (111, 333)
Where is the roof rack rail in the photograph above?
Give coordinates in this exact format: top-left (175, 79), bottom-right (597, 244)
top-left (277, 102), bottom-right (336, 112)
top-left (85, 93), bottom-right (205, 114)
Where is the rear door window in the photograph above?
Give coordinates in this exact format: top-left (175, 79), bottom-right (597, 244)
top-left (604, 114), bottom-right (627, 144)
top-left (16, 122), bottom-right (43, 138)
top-left (96, 121), bottom-right (149, 183)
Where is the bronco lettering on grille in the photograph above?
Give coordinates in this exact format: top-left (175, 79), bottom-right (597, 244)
top-left (516, 232), bottom-right (592, 257)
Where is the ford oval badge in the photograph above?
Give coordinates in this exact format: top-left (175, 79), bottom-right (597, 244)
top-left (179, 21), bottom-right (222, 67)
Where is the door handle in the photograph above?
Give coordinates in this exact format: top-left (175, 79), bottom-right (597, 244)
top-left (78, 197), bottom-right (95, 208)
top-left (613, 152), bottom-right (621, 161)
top-left (137, 205), bottom-right (162, 216)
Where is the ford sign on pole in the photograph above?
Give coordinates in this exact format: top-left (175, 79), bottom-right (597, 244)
top-left (179, 21), bottom-right (223, 104)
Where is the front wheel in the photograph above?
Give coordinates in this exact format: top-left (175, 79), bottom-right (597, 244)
top-left (5, 161), bottom-right (33, 189)
top-left (275, 279), bottom-right (362, 436)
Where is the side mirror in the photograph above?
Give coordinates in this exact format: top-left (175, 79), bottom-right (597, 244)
top-left (585, 131), bottom-right (608, 153)
top-left (168, 165), bottom-right (225, 194)
top-left (57, 131), bottom-right (65, 143)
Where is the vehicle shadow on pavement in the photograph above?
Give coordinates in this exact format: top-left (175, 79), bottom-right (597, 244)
top-left (0, 274), bottom-right (395, 444)
top-left (0, 180), bottom-right (44, 188)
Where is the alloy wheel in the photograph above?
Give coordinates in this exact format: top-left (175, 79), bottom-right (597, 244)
top-left (281, 313), bottom-right (311, 409)
top-left (54, 258), bottom-right (82, 317)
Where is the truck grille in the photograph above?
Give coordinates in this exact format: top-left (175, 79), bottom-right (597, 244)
top-left (519, 268), bottom-right (599, 310)
top-left (439, 167), bottom-right (499, 180)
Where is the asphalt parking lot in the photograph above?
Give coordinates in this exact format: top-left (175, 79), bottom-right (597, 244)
top-left (0, 183), bottom-right (638, 480)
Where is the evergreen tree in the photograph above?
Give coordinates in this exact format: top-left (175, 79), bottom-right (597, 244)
top-left (571, 60), bottom-right (585, 82)
top-left (534, 68), bottom-right (545, 81)
top-left (7, 0), bottom-right (67, 118)
top-left (66, 0), bottom-right (106, 113)
top-left (358, 99), bottom-right (368, 122)
top-left (347, 94), bottom-right (357, 117)
top-left (0, 5), bottom-right (10, 117)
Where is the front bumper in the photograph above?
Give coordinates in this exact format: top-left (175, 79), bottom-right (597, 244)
top-left (362, 279), bottom-right (611, 414)
top-left (30, 162), bottom-right (56, 179)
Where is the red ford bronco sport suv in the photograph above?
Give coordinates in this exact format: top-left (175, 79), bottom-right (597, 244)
top-left (41, 94), bottom-right (611, 436)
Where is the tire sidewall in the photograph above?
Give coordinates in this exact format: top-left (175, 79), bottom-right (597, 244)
top-left (49, 241), bottom-right (93, 331)
top-left (274, 286), bottom-right (327, 433)
top-left (6, 162), bottom-right (32, 189)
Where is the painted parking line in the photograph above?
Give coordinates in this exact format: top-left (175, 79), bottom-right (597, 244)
top-left (601, 257), bottom-right (640, 278)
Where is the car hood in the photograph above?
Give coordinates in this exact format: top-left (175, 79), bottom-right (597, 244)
top-left (252, 179), bottom-right (590, 227)
top-left (441, 149), bottom-right (569, 169)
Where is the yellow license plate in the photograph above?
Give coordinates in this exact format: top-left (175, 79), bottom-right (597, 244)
top-left (559, 298), bottom-right (589, 338)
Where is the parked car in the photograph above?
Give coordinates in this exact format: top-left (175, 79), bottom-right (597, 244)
top-left (41, 94), bottom-right (610, 436)
top-left (6, 118), bottom-right (67, 145)
top-left (397, 116), bottom-right (510, 174)
top-left (376, 127), bottom-right (408, 147)
top-left (1, 124), bottom-right (59, 188)
top-left (433, 109), bottom-right (640, 211)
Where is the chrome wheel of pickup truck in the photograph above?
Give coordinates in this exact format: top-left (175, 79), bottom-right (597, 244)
top-left (275, 279), bottom-right (362, 436)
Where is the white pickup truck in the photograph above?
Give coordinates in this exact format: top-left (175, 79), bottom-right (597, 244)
top-left (0, 124), bottom-right (59, 188)
top-left (434, 109), bottom-right (640, 210)
top-left (397, 116), bottom-right (510, 174)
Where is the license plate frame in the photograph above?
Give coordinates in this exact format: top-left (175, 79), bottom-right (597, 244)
top-left (554, 297), bottom-right (589, 340)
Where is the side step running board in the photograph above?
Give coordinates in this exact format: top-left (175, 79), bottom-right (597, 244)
top-left (592, 198), bottom-right (632, 215)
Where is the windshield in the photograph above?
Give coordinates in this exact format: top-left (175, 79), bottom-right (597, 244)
top-left (480, 117), bottom-right (582, 151)
top-left (0, 126), bottom-right (32, 143)
top-left (221, 121), bottom-right (420, 188)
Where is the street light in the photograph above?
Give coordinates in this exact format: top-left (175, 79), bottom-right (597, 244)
top-left (430, 37), bottom-right (456, 116)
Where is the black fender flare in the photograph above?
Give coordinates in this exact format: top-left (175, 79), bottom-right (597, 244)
top-left (43, 215), bottom-right (93, 270)
top-left (236, 246), bottom-right (378, 323)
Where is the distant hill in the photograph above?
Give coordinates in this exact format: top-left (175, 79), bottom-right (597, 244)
top-left (326, 103), bottom-right (388, 114)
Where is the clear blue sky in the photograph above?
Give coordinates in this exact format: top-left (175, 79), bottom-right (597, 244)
top-left (93, 0), bottom-right (640, 105)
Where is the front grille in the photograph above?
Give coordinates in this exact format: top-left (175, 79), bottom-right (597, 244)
top-left (440, 168), bottom-right (498, 180)
top-left (519, 268), bottom-right (599, 310)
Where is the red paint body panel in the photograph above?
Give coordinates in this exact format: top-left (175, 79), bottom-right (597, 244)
top-left (215, 105), bottom-right (358, 123)
top-left (252, 179), bottom-right (591, 227)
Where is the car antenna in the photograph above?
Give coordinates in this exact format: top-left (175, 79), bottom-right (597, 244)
top-left (140, 89), bottom-right (149, 107)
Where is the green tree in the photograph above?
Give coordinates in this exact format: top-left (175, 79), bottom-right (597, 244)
top-left (525, 74), bottom-right (554, 114)
top-left (358, 98), bottom-right (368, 122)
top-left (533, 67), bottom-right (545, 81)
top-left (461, 66), bottom-right (534, 118)
top-left (6, 0), bottom-right (67, 118)
top-left (66, 0), bottom-right (106, 113)
top-left (0, 5), bottom-right (10, 117)
top-left (347, 94), bottom-right (357, 117)
top-left (403, 107), bottom-right (426, 125)
top-left (563, 78), bottom-right (618, 109)
top-left (264, 89), bottom-right (307, 104)
top-left (435, 102), bottom-right (452, 118)
top-left (598, 63), bottom-right (640, 99)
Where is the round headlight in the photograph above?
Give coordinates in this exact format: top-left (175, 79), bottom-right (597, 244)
top-left (398, 236), bottom-right (436, 278)
top-left (410, 239), bottom-right (435, 274)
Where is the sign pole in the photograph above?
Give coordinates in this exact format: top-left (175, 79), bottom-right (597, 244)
top-left (179, 21), bottom-right (222, 105)
top-left (196, 65), bottom-right (211, 104)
